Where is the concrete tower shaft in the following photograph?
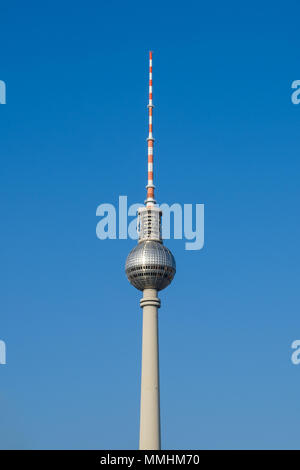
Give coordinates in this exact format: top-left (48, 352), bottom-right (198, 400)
top-left (139, 288), bottom-right (161, 449)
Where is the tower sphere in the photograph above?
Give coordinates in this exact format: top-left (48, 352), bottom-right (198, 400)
top-left (125, 240), bottom-right (176, 291)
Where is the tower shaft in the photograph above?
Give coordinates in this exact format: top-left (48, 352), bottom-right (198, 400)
top-left (139, 288), bottom-right (161, 450)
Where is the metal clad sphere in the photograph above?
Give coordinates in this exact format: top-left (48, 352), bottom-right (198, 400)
top-left (125, 240), bottom-right (176, 291)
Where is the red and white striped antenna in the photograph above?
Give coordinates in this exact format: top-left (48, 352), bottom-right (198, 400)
top-left (146, 51), bottom-right (155, 206)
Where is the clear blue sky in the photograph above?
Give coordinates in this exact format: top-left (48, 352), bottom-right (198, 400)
top-left (1, 0), bottom-right (300, 450)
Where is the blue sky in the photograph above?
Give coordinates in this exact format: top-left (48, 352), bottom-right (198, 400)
top-left (1, 0), bottom-right (300, 449)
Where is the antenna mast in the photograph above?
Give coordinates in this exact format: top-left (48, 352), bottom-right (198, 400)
top-left (146, 51), bottom-right (155, 206)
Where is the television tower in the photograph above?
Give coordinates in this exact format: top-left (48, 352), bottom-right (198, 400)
top-left (125, 52), bottom-right (176, 450)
